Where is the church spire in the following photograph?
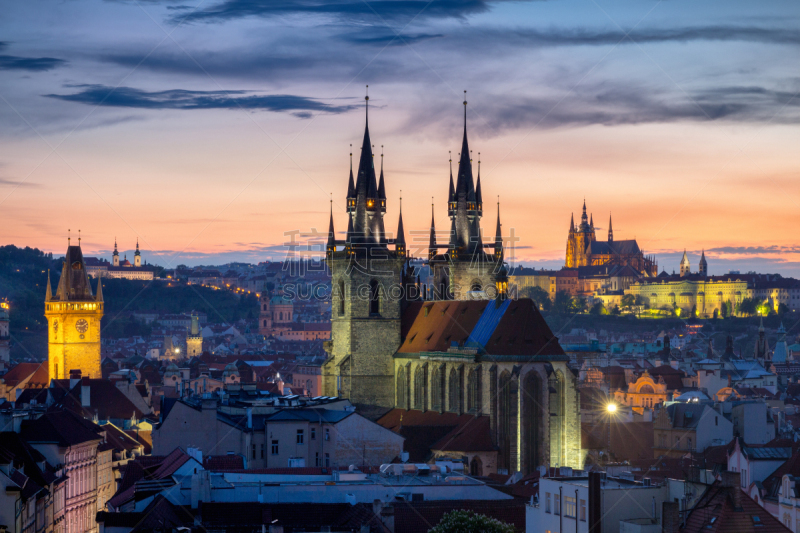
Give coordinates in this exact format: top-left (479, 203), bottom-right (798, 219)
top-left (45, 270), bottom-right (52, 302)
top-left (428, 200), bottom-right (437, 261)
top-left (396, 193), bottom-right (406, 257)
top-left (351, 86), bottom-right (385, 246)
top-left (570, 213), bottom-right (575, 232)
top-left (608, 214), bottom-right (613, 242)
top-left (134, 238), bottom-right (140, 257)
top-left (590, 213), bottom-right (594, 229)
top-left (447, 151), bottom-right (455, 216)
top-left (494, 197), bottom-right (503, 262)
top-left (378, 145), bottom-right (386, 201)
top-left (346, 144), bottom-right (355, 213)
top-left (475, 152), bottom-right (483, 215)
top-left (451, 91), bottom-right (481, 254)
top-left (326, 197), bottom-right (335, 258)
top-left (581, 199), bottom-right (588, 225)
top-left (96, 277), bottom-right (103, 302)
top-left (113, 238), bottom-right (119, 257)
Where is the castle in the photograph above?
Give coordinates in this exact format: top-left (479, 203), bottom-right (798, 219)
top-left (565, 201), bottom-right (658, 276)
top-left (321, 94), bottom-right (581, 474)
top-left (45, 239), bottom-right (103, 379)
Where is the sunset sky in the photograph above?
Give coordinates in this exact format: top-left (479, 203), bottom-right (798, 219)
top-left (1, 0), bottom-right (799, 275)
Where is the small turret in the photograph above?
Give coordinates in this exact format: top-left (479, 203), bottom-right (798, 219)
top-left (494, 198), bottom-right (503, 262)
top-left (396, 194), bottom-right (405, 258)
top-left (608, 214), bottom-right (613, 242)
top-left (134, 238), bottom-right (141, 267)
top-left (680, 250), bottom-right (691, 277)
top-left (428, 202), bottom-right (437, 261)
top-left (326, 199), bottom-right (335, 260)
top-left (346, 145), bottom-right (356, 213)
top-left (698, 249), bottom-right (708, 277)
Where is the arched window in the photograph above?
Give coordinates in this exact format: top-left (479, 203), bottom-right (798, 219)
top-left (338, 279), bottom-right (345, 316)
top-left (467, 368), bottom-right (481, 413)
top-left (396, 366), bottom-right (406, 409)
top-left (369, 279), bottom-right (380, 315)
top-left (639, 384), bottom-right (654, 394)
top-left (448, 368), bottom-right (460, 413)
top-left (414, 365), bottom-right (426, 411)
top-left (431, 366), bottom-right (442, 411)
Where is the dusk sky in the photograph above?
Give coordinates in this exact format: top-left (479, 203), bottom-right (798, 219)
top-left (2, 0), bottom-right (799, 275)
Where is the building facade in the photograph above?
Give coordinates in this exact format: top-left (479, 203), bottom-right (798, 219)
top-left (565, 204), bottom-right (657, 276)
top-left (45, 242), bottom-right (103, 379)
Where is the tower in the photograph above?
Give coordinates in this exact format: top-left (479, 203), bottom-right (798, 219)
top-left (698, 249), bottom-right (708, 277)
top-left (680, 250), bottom-right (691, 277)
top-left (186, 314), bottom-right (202, 358)
top-left (0, 302), bottom-right (10, 365)
top-left (258, 287), bottom-right (273, 336)
top-left (134, 239), bottom-right (141, 267)
top-left (112, 238), bottom-right (120, 267)
top-left (45, 238), bottom-right (104, 379)
top-left (321, 89), bottom-right (410, 407)
top-left (608, 214), bottom-right (613, 243)
top-left (565, 200), bottom-right (595, 268)
top-left (429, 93), bottom-right (502, 300)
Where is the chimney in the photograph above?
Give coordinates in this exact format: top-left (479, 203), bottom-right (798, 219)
top-left (721, 470), bottom-right (742, 509)
top-left (69, 369), bottom-right (82, 389)
top-left (588, 471), bottom-right (603, 533)
top-left (81, 377), bottom-right (91, 407)
top-left (661, 501), bottom-right (679, 533)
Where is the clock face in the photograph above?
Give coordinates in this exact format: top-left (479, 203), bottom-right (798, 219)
top-left (75, 319), bottom-right (89, 334)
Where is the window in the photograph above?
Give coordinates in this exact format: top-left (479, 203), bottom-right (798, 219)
top-left (325, 453), bottom-right (330, 467)
top-left (311, 428), bottom-right (316, 440)
top-left (260, 444), bottom-right (264, 459)
top-left (325, 428), bottom-right (330, 441)
top-left (252, 444), bottom-right (256, 459)
top-left (315, 452), bottom-right (320, 466)
top-left (297, 429), bottom-right (304, 444)
top-left (554, 494), bottom-right (561, 515)
top-left (580, 499), bottom-right (586, 521)
top-left (545, 493), bottom-right (551, 513)
top-left (271, 440), bottom-right (279, 455)
top-left (564, 496), bottom-right (576, 518)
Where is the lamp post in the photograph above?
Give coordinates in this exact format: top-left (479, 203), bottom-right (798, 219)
top-left (606, 402), bottom-right (616, 464)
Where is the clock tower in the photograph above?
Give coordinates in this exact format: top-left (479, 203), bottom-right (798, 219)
top-left (45, 239), bottom-right (104, 379)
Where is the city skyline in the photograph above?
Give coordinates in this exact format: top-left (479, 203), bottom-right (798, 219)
top-left (2, 0), bottom-right (799, 275)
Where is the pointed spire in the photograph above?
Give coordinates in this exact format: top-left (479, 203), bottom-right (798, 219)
top-left (346, 144), bottom-right (355, 211)
top-left (428, 199), bottom-right (437, 261)
top-left (327, 196), bottom-right (335, 251)
top-left (396, 193), bottom-right (406, 255)
top-left (475, 152), bottom-right (483, 212)
top-left (570, 213), bottom-right (575, 232)
top-left (455, 91), bottom-right (476, 203)
top-left (45, 270), bottom-right (52, 302)
top-left (377, 145), bottom-right (386, 200)
top-left (581, 199), bottom-right (588, 224)
top-left (590, 213), bottom-right (594, 228)
top-left (448, 151), bottom-right (455, 204)
top-left (135, 238), bottom-right (140, 256)
top-left (96, 277), bottom-right (103, 302)
top-left (608, 214), bottom-right (613, 242)
top-left (113, 237), bottom-right (119, 256)
top-left (494, 197), bottom-right (503, 262)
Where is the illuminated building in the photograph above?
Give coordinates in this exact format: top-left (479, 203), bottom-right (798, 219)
top-left (45, 239), bottom-right (103, 379)
top-left (565, 203), bottom-right (657, 276)
top-left (320, 95), bottom-right (582, 474)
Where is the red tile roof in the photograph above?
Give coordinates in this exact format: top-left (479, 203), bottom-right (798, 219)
top-left (682, 481), bottom-right (789, 533)
top-left (398, 299), bottom-right (565, 357)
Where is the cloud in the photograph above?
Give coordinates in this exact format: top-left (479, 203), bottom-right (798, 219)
top-left (44, 85), bottom-right (359, 115)
top-left (338, 31), bottom-right (444, 46)
top-left (706, 245), bottom-right (800, 255)
top-left (465, 82), bottom-right (800, 132)
top-left (171, 0), bottom-right (499, 24)
top-left (0, 177), bottom-right (39, 188)
top-left (0, 42), bottom-right (66, 71)
top-left (493, 26), bottom-right (800, 48)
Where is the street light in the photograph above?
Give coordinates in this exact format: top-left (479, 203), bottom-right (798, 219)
top-left (606, 402), bottom-right (617, 464)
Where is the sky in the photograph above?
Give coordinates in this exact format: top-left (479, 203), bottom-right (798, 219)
top-left (1, 0), bottom-right (799, 275)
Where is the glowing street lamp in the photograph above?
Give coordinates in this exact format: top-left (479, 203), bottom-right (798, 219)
top-left (606, 403), bottom-right (617, 413)
top-left (606, 402), bottom-right (617, 462)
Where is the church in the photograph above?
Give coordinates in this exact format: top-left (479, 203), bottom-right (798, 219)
top-left (321, 94), bottom-right (582, 474)
top-left (565, 201), bottom-right (658, 276)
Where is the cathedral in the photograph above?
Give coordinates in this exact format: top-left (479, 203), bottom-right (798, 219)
top-left (321, 94), bottom-right (581, 474)
top-left (44, 239), bottom-right (104, 379)
top-left (565, 201), bottom-right (658, 276)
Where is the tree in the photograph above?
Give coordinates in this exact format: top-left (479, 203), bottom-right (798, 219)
top-left (589, 301), bottom-right (606, 315)
top-left (738, 297), bottom-right (758, 317)
top-left (428, 510), bottom-right (516, 533)
top-left (521, 286), bottom-right (551, 311)
top-left (778, 303), bottom-right (790, 316)
top-left (552, 290), bottom-right (576, 315)
top-left (621, 294), bottom-right (635, 310)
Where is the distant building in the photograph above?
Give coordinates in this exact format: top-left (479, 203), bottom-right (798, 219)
top-left (565, 202), bottom-right (657, 276)
top-left (85, 239), bottom-right (154, 281)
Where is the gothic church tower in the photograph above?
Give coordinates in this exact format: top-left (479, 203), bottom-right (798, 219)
top-left (45, 238), bottom-right (103, 379)
top-left (321, 92), bottom-right (416, 407)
